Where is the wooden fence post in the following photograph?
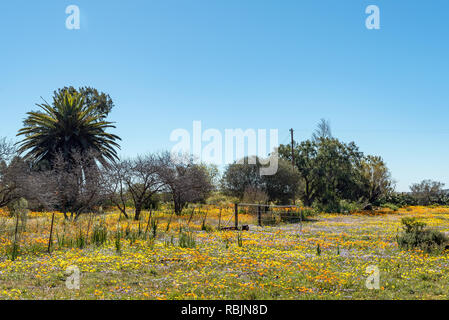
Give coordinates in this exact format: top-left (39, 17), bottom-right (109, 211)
top-left (258, 205), bottom-right (262, 227)
top-left (47, 212), bottom-right (55, 254)
top-left (234, 203), bottom-right (239, 229)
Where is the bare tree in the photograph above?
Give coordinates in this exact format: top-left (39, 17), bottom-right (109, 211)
top-left (0, 137), bottom-right (57, 210)
top-left (0, 138), bottom-right (14, 160)
top-left (122, 154), bottom-right (164, 220)
top-left (101, 159), bottom-right (131, 219)
top-left (1, 138), bottom-right (102, 215)
top-left (158, 153), bottom-right (213, 215)
top-left (50, 150), bottom-right (105, 220)
top-left (312, 118), bottom-right (332, 141)
top-left (23, 168), bottom-right (58, 211)
top-left (0, 139), bottom-right (24, 207)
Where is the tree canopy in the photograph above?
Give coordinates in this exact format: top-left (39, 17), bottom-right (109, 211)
top-left (17, 89), bottom-right (121, 167)
top-left (278, 121), bottom-right (394, 211)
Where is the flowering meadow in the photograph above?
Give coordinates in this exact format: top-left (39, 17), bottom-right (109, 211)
top-left (1, 206), bottom-right (449, 300)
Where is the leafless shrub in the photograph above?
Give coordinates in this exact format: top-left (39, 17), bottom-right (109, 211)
top-left (49, 150), bottom-right (106, 220)
top-left (108, 154), bottom-right (165, 220)
top-left (157, 152), bottom-right (213, 215)
top-left (242, 186), bottom-right (268, 205)
top-left (0, 139), bottom-right (25, 208)
top-left (101, 160), bottom-right (131, 219)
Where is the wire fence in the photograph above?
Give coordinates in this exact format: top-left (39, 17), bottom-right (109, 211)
top-left (182, 203), bottom-right (312, 231)
top-left (236, 203), bottom-right (309, 229)
top-left (0, 203), bottom-right (314, 261)
top-left (0, 203), bottom-right (311, 246)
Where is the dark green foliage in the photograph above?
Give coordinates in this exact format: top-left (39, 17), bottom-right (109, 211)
top-left (314, 200), bottom-right (363, 214)
top-left (301, 208), bottom-right (317, 218)
top-left (178, 230), bottom-right (196, 248)
top-left (221, 156), bottom-right (263, 200)
top-left (278, 121), bottom-right (394, 210)
top-left (148, 219), bottom-right (158, 239)
top-left (397, 218), bottom-right (449, 253)
top-left (56, 230), bottom-right (71, 248)
top-left (263, 159), bottom-right (301, 204)
top-left (54, 86), bottom-right (114, 119)
top-left (17, 89), bottom-right (121, 167)
top-left (91, 222), bottom-right (108, 246)
top-left (279, 140), bottom-right (317, 206)
top-left (123, 224), bottom-right (139, 245)
top-left (164, 235), bottom-right (175, 247)
top-left (221, 158), bottom-right (300, 204)
top-left (378, 193), bottom-right (418, 207)
top-left (279, 138), bottom-right (368, 209)
top-left (115, 228), bottom-right (122, 253)
top-left (9, 241), bottom-right (20, 261)
top-left (143, 194), bottom-right (161, 210)
top-left (379, 182), bottom-right (449, 207)
top-left (237, 232), bottom-right (243, 247)
top-left (75, 229), bottom-right (86, 249)
top-left (410, 180), bottom-right (447, 206)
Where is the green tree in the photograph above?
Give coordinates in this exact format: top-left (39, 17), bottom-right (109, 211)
top-left (279, 121), bottom-right (366, 210)
top-left (263, 159), bottom-right (300, 204)
top-left (281, 136), bottom-right (393, 211)
top-left (221, 157), bottom-right (300, 204)
top-left (279, 140), bottom-right (318, 206)
top-left (54, 86), bottom-right (114, 119)
top-left (17, 89), bottom-right (121, 167)
top-left (221, 156), bottom-right (264, 200)
top-left (360, 155), bottom-right (394, 204)
top-left (410, 180), bottom-right (445, 205)
top-left (313, 138), bottom-right (364, 208)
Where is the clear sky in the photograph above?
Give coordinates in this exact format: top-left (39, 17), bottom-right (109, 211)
top-left (0, 0), bottom-right (448, 191)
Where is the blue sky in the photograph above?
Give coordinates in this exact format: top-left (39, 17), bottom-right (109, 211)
top-left (0, 0), bottom-right (448, 191)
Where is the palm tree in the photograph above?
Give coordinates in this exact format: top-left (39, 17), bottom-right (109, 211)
top-left (17, 90), bottom-right (121, 167)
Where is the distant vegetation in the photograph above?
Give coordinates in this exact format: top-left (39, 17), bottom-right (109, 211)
top-left (2, 87), bottom-right (449, 300)
top-left (397, 217), bottom-right (449, 253)
top-left (1, 89), bottom-right (448, 219)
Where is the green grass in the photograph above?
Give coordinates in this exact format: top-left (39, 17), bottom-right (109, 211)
top-left (1, 208), bottom-right (449, 300)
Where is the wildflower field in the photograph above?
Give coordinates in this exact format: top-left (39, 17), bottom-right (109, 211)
top-left (1, 206), bottom-right (449, 300)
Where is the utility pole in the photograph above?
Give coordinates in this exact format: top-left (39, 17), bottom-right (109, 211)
top-left (290, 128), bottom-right (295, 168)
